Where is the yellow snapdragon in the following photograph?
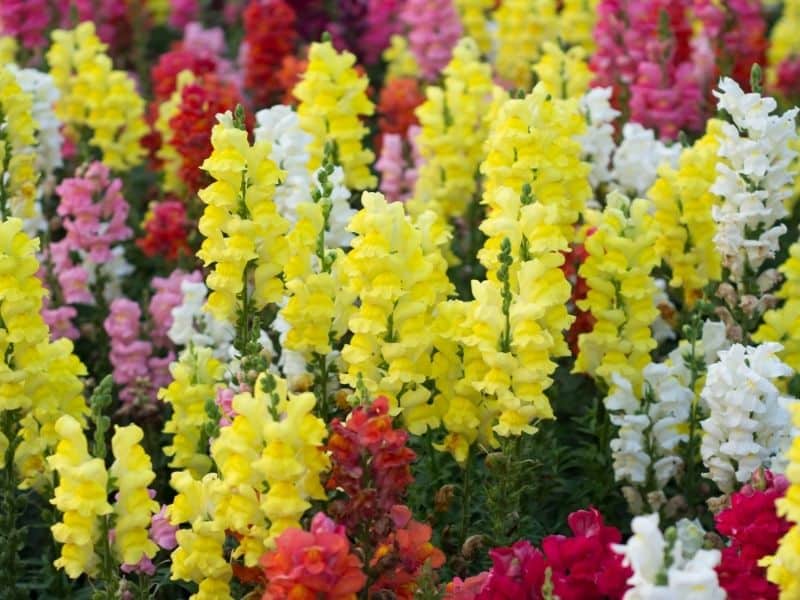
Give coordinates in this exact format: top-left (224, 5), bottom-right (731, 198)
top-left (648, 121), bottom-right (722, 307)
top-left (110, 425), bottom-right (159, 566)
top-left (480, 83), bottom-right (591, 278)
top-left (767, 401), bottom-right (800, 597)
top-left (411, 37), bottom-right (503, 222)
top-left (47, 22), bottom-right (147, 170)
top-left (533, 41), bottom-right (592, 100)
top-left (383, 35), bottom-right (420, 80)
top-left (200, 373), bottom-right (328, 565)
top-left (160, 347), bottom-right (223, 478)
top-left (754, 241), bottom-right (800, 371)
top-left (575, 192), bottom-right (659, 394)
top-left (48, 415), bottom-right (111, 579)
top-left (197, 112), bottom-right (289, 325)
top-left (294, 40), bottom-right (375, 190)
top-left (494, 0), bottom-right (557, 88)
top-left (340, 192), bottom-right (453, 433)
top-left (0, 66), bottom-right (38, 220)
top-left (455, 0), bottom-right (495, 54)
top-left (168, 471), bottom-right (232, 600)
top-left (558, 0), bottom-right (599, 53)
top-left (0, 218), bottom-right (87, 489)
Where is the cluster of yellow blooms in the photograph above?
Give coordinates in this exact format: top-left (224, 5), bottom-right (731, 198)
top-left (382, 35), bottom-right (420, 79)
top-left (454, 0), bottom-right (495, 55)
top-left (48, 417), bottom-right (159, 578)
top-left (755, 240), bottom-right (800, 372)
top-left (168, 373), bottom-right (327, 599)
top-left (429, 85), bottom-right (589, 458)
top-left (110, 424), bottom-right (159, 566)
top-left (575, 192), bottom-right (659, 394)
top-left (47, 22), bottom-right (146, 170)
top-left (411, 37), bottom-right (503, 222)
top-left (279, 168), bottom-right (354, 369)
top-left (169, 472), bottom-right (232, 600)
top-left (558, 0), bottom-right (600, 53)
top-left (533, 41), bottom-right (592, 100)
top-left (648, 121), bottom-right (722, 307)
top-left (480, 84), bottom-right (590, 273)
top-left (48, 416), bottom-right (111, 578)
top-left (197, 112), bottom-right (289, 325)
top-left (0, 66), bottom-right (38, 220)
top-left (294, 40), bottom-right (376, 190)
top-left (0, 217), bottom-right (87, 489)
top-left (340, 192), bottom-right (453, 433)
top-left (494, 0), bottom-right (557, 88)
top-left (767, 400), bottom-right (800, 596)
top-left (160, 347), bottom-right (224, 477)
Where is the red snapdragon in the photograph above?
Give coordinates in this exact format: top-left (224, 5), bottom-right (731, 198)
top-left (715, 470), bottom-right (790, 600)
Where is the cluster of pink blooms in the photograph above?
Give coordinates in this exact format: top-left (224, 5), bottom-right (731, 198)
top-left (376, 126), bottom-right (421, 203)
top-left (401, 0), bottom-right (463, 81)
top-left (446, 508), bottom-right (631, 600)
top-left (103, 299), bottom-right (170, 409)
top-left (103, 270), bottom-right (201, 409)
top-left (42, 162), bottom-right (131, 339)
top-left (591, 0), bottom-right (766, 139)
top-left (592, 0), bottom-right (700, 139)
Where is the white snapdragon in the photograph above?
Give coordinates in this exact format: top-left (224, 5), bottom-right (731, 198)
top-left (710, 77), bottom-right (798, 281)
top-left (610, 123), bottom-right (681, 196)
top-left (253, 105), bottom-right (313, 222)
top-left (700, 342), bottom-right (793, 492)
top-left (315, 164), bottom-right (355, 249)
top-left (168, 280), bottom-right (235, 358)
top-left (606, 361), bottom-right (693, 491)
top-left (578, 87), bottom-right (620, 188)
top-left (615, 513), bottom-right (725, 600)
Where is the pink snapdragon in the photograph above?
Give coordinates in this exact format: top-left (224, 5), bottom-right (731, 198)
top-left (592, 0), bottom-right (703, 138)
top-left (401, 0), bottom-right (462, 81)
top-left (148, 270), bottom-right (202, 347)
top-left (169, 0), bottom-right (200, 29)
top-left (376, 128), bottom-right (420, 203)
top-left (56, 162), bottom-right (131, 264)
top-left (104, 299), bottom-right (154, 406)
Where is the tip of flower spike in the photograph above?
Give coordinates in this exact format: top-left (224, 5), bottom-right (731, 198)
top-left (750, 63), bottom-right (763, 94)
top-left (321, 31), bottom-right (332, 43)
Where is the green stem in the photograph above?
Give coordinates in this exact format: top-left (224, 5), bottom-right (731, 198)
top-left (459, 449), bottom-right (472, 545)
top-left (0, 410), bottom-right (23, 598)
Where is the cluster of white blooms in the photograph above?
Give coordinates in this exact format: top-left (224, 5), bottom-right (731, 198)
top-left (710, 77), bottom-right (799, 281)
top-left (607, 321), bottom-right (729, 493)
top-left (168, 279), bottom-right (235, 358)
top-left (606, 363), bottom-right (693, 490)
top-left (253, 105), bottom-right (313, 223)
top-left (89, 246), bottom-right (134, 302)
top-left (700, 341), bottom-right (794, 493)
top-left (578, 87), bottom-right (619, 189)
top-left (314, 164), bottom-right (356, 250)
top-left (610, 123), bottom-right (681, 196)
top-left (615, 513), bottom-right (725, 600)
top-left (8, 65), bottom-right (63, 177)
